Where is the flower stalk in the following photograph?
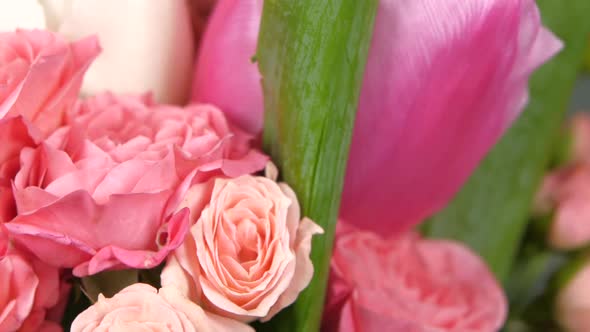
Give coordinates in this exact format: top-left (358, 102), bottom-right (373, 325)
top-left (257, 1), bottom-right (378, 330)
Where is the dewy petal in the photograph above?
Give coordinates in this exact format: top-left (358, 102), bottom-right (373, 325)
top-left (191, 0), bottom-right (264, 133)
top-left (340, 0), bottom-right (562, 235)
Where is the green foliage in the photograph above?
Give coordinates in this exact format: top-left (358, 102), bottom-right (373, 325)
top-left (257, 1), bottom-right (378, 331)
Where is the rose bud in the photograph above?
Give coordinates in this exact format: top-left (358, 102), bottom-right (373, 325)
top-left (162, 165), bottom-right (323, 322)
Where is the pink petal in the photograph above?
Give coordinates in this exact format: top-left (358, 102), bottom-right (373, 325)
top-left (6, 189), bottom-right (189, 276)
top-left (340, 0), bottom-right (562, 235)
top-left (0, 30), bottom-right (100, 135)
top-left (191, 0), bottom-right (264, 133)
top-left (0, 222), bottom-right (8, 259)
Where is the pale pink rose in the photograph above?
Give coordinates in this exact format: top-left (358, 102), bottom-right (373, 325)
top-left (323, 224), bottom-right (507, 332)
top-left (5, 93), bottom-right (267, 277)
top-left (535, 164), bottom-right (590, 250)
top-left (0, 247), bottom-right (69, 332)
top-left (556, 259), bottom-right (590, 332)
top-left (71, 284), bottom-right (254, 332)
top-left (0, 29), bottom-right (99, 135)
top-left (161, 170), bottom-right (323, 322)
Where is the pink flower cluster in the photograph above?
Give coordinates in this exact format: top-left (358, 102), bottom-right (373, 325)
top-left (193, 0), bottom-right (561, 331)
top-left (0, 0), bottom-right (564, 329)
top-left (0, 27), bottom-right (324, 331)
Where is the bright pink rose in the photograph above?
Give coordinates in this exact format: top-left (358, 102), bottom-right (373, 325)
top-left (0, 223), bottom-right (7, 258)
top-left (323, 224), bottom-right (507, 332)
top-left (0, 116), bottom-right (42, 224)
top-left (535, 165), bottom-right (590, 250)
top-left (0, 29), bottom-right (99, 135)
top-left (71, 284), bottom-right (254, 332)
top-left (0, 247), bottom-right (69, 332)
top-left (192, 0), bottom-right (562, 235)
top-left (5, 93), bottom-right (267, 277)
top-left (162, 169), bottom-right (323, 322)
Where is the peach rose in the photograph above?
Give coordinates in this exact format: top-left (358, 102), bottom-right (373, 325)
top-left (162, 167), bottom-right (323, 322)
top-left (71, 284), bottom-right (253, 332)
top-left (0, 247), bottom-right (69, 332)
top-left (556, 258), bottom-right (590, 332)
top-left (535, 164), bottom-right (590, 250)
top-left (0, 29), bottom-right (99, 135)
top-left (323, 224), bottom-right (507, 332)
top-left (5, 93), bottom-right (267, 277)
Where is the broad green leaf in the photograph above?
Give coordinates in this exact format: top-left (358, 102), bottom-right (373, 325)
top-left (425, 0), bottom-right (590, 281)
top-left (257, 1), bottom-right (378, 331)
top-left (81, 269), bottom-right (138, 302)
top-left (584, 39), bottom-right (590, 72)
top-left (506, 251), bottom-right (568, 316)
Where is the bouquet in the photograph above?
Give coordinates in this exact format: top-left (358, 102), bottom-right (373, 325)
top-left (0, 0), bottom-right (589, 331)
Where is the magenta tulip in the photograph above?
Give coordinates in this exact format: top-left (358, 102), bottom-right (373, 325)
top-left (191, 0), bottom-right (263, 134)
top-left (191, 0), bottom-right (562, 235)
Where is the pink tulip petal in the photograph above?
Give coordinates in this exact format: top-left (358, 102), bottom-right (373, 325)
top-left (340, 0), bottom-right (562, 235)
top-left (191, 0), bottom-right (263, 133)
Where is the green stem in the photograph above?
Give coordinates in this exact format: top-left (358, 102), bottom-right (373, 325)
top-left (257, 1), bottom-right (378, 331)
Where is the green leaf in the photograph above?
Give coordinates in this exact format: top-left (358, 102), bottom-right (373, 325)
top-left (583, 39), bottom-right (590, 72)
top-left (81, 269), bottom-right (138, 302)
top-left (256, 1), bottom-right (378, 331)
top-left (506, 251), bottom-right (568, 315)
top-left (424, 0), bottom-right (590, 281)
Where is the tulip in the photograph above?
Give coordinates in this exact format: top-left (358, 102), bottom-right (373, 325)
top-left (0, 0), bottom-right (195, 105)
top-left (192, 0), bottom-right (263, 134)
top-left (192, 0), bottom-right (562, 235)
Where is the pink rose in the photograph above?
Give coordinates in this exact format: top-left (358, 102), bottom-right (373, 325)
top-left (6, 93), bottom-right (267, 277)
top-left (0, 29), bottom-right (99, 135)
top-left (0, 247), bottom-right (69, 332)
top-left (535, 165), bottom-right (590, 250)
top-left (323, 224), bottom-right (507, 332)
top-left (162, 169), bottom-right (323, 322)
top-left (71, 284), bottom-right (253, 332)
top-left (556, 259), bottom-right (590, 332)
top-left (0, 223), bottom-right (8, 259)
top-left (0, 116), bottom-right (42, 223)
